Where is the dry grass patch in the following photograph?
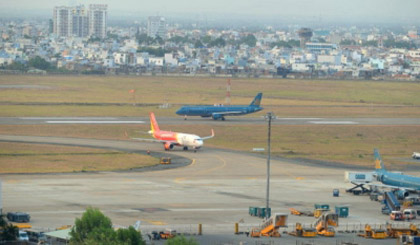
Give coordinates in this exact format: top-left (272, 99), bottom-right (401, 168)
top-left (0, 124), bottom-right (418, 168)
top-left (0, 142), bottom-right (158, 173)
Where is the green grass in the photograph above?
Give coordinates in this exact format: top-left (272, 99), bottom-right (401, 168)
top-left (0, 142), bottom-right (158, 173)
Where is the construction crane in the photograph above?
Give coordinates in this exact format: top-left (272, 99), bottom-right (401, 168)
top-left (315, 212), bottom-right (338, 237)
top-left (250, 213), bottom-right (288, 238)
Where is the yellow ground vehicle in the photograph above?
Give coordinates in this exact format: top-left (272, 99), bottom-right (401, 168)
top-left (250, 213), bottom-right (288, 238)
top-left (386, 224), bottom-right (418, 238)
top-left (314, 208), bottom-right (330, 218)
top-left (315, 212), bottom-right (338, 237)
top-left (289, 208), bottom-right (313, 217)
top-left (160, 157), bottom-right (171, 164)
top-left (289, 223), bottom-right (317, 237)
top-left (358, 224), bottom-right (387, 239)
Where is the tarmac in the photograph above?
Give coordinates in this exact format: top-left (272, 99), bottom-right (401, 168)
top-left (0, 135), bottom-right (418, 244)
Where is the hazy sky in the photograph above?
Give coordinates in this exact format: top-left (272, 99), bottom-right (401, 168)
top-left (1, 0), bottom-right (419, 23)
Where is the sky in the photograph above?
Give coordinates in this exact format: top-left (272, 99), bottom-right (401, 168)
top-left (0, 0), bottom-right (419, 24)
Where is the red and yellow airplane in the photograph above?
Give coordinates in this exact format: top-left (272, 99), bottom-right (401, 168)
top-left (132, 112), bottom-right (214, 151)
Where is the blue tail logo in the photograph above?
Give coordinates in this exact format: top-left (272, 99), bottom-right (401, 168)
top-left (374, 149), bottom-right (385, 171)
top-left (250, 93), bottom-right (263, 107)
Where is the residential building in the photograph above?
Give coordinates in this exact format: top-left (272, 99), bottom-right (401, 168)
top-left (147, 16), bottom-right (166, 39)
top-left (89, 4), bottom-right (107, 39)
top-left (71, 5), bottom-right (89, 38)
top-left (53, 6), bottom-right (72, 37)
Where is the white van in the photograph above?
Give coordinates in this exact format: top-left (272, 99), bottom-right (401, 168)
top-left (18, 230), bottom-right (29, 241)
top-left (403, 209), bottom-right (417, 220)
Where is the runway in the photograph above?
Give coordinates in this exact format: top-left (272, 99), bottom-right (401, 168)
top-left (1, 116), bottom-right (420, 125)
top-left (0, 134), bottom-right (414, 244)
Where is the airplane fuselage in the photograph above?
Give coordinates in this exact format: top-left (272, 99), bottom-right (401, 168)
top-left (378, 171), bottom-right (420, 190)
top-left (176, 105), bottom-right (263, 118)
top-left (152, 130), bottom-right (203, 149)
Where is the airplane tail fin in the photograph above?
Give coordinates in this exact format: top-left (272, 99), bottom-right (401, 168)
top-left (374, 148), bottom-right (386, 172)
top-left (149, 112), bottom-right (160, 133)
top-left (250, 93), bottom-right (263, 107)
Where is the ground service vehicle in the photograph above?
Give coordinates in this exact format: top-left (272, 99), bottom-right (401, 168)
top-left (289, 223), bottom-right (317, 237)
top-left (7, 212), bottom-right (30, 223)
top-left (250, 213), bottom-right (288, 238)
top-left (390, 211), bottom-right (404, 221)
top-left (358, 224), bottom-right (387, 239)
top-left (18, 231), bottom-right (29, 242)
top-left (315, 213), bottom-right (339, 237)
top-left (386, 224), bottom-right (418, 238)
top-left (404, 209), bottom-right (417, 220)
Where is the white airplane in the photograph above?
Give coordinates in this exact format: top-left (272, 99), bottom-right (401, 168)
top-left (132, 112), bottom-right (214, 151)
top-left (413, 152), bottom-right (420, 159)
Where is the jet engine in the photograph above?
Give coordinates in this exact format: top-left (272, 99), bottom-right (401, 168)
top-left (212, 114), bottom-right (224, 120)
top-left (164, 142), bottom-right (174, 150)
top-left (395, 189), bottom-right (410, 200)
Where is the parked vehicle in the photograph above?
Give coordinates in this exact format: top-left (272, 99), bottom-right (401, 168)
top-left (390, 211), bottom-right (404, 221)
top-left (7, 212), bottom-right (30, 223)
top-left (18, 231), bottom-right (29, 242)
top-left (403, 209), bottom-right (417, 220)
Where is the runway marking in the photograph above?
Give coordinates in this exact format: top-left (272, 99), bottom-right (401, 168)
top-left (142, 219), bottom-right (167, 225)
top-left (46, 121), bottom-right (145, 124)
top-left (308, 121), bottom-right (358, 125)
top-left (240, 160), bottom-right (303, 180)
top-left (21, 117), bottom-right (118, 120)
top-left (278, 118), bottom-right (322, 120)
top-left (194, 155), bottom-right (227, 175)
top-left (245, 177), bottom-right (257, 180)
top-left (174, 177), bottom-right (186, 183)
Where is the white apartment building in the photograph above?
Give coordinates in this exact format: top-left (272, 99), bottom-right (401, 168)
top-left (89, 4), bottom-right (107, 39)
top-left (147, 16), bottom-right (166, 39)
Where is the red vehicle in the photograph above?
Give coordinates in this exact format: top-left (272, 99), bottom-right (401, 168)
top-left (390, 211), bottom-right (404, 221)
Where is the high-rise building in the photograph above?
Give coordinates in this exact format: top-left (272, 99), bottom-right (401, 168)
top-left (147, 16), bottom-right (166, 39)
top-left (71, 5), bottom-right (89, 38)
top-left (53, 6), bottom-right (72, 37)
top-left (53, 4), bottom-right (107, 39)
top-left (89, 4), bottom-right (107, 39)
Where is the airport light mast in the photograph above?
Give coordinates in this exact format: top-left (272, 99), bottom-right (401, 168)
top-left (265, 112), bottom-right (275, 219)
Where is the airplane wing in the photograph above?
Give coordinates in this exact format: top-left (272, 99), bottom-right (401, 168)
top-left (131, 138), bottom-right (177, 144)
top-left (213, 111), bottom-right (245, 116)
top-left (200, 129), bottom-right (215, 140)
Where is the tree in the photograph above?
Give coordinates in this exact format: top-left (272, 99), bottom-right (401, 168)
top-left (28, 56), bottom-right (50, 70)
top-left (6, 61), bottom-right (26, 71)
top-left (165, 235), bottom-right (198, 245)
top-left (116, 226), bottom-right (143, 245)
top-left (240, 34), bottom-right (257, 47)
top-left (69, 207), bottom-right (145, 245)
top-left (209, 37), bottom-right (226, 47)
top-left (0, 215), bottom-right (18, 242)
top-left (194, 40), bottom-right (203, 48)
top-left (201, 35), bottom-right (212, 45)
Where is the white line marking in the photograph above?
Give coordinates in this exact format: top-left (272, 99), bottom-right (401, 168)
top-left (46, 121), bottom-right (145, 124)
top-left (277, 118), bottom-right (323, 120)
top-left (308, 121), bottom-right (358, 125)
top-left (21, 117), bottom-right (118, 120)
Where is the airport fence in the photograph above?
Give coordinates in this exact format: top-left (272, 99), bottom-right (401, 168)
top-left (138, 221), bottom-right (420, 235)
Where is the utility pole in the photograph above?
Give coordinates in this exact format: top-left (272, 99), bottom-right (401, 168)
top-left (265, 112), bottom-right (274, 219)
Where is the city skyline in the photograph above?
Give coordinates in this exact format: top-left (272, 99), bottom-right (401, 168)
top-left (1, 0), bottom-right (420, 24)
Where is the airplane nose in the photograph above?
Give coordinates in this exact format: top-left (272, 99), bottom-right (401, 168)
top-left (176, 108), bottom-right (184, 115)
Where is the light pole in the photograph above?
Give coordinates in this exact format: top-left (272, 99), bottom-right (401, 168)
top-left (265, 112), bottom-right (274, 219)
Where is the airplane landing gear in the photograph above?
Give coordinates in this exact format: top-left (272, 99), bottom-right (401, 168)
top-left (184, 115), bottom-right (187, 120)
top-left (183, 146), bottom-right (188, 151)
